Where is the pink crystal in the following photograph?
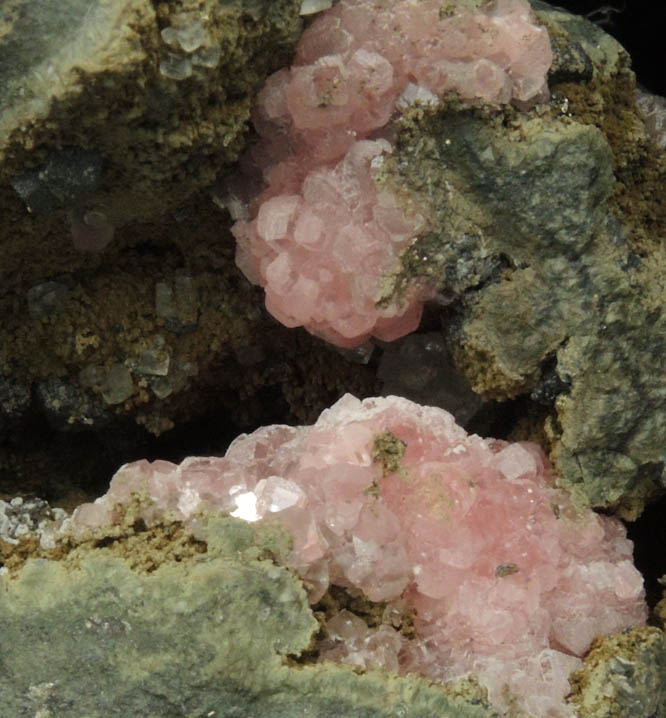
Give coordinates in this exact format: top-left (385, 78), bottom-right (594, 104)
top-left (58, 394), bottom-right (646, 718)
top-left (231, 0), bottom-right (552, 347)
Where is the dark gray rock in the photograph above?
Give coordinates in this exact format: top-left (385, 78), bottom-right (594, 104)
top-left (36, 377), bottom-right (111, 430)
top-left (9, 147), bottom-right (102, 216)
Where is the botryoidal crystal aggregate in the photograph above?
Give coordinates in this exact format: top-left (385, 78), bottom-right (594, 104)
top-left (44, 395), bottom-right (647, 717)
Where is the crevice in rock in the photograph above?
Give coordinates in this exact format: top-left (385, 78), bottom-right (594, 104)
top-left (287, 583), bottom-right (416, 667)
top-left (626, 492), bottom-right (666, 615)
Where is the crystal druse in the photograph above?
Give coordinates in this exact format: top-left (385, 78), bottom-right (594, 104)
top-left (47, 394), bottom-right (647, 717)
top-left (231, 0), bottom-right (552, 347)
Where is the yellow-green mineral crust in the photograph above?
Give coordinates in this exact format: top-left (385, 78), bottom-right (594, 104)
top-left (383, 4), bottom-right (666, 515)
top-left (569, 626), bottom-right (666, 718)
top-left (0, 515), bottom-right (497, 718)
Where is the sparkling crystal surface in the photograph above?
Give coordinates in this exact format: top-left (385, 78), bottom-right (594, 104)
top-left (58, 394), bottom-right (646, 717)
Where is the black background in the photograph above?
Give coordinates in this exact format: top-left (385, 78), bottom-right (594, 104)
top-left (553, 1), bottom-right (664, 96)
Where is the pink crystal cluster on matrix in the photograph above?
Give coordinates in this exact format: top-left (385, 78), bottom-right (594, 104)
top-left (58, 395), bottom-right (646, 718)
top-left (230, 0), bottom-right (552, 347)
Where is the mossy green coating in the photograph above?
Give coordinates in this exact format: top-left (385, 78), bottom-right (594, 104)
top-left (569, 627), bottom-right (666, 718)
top-left (0, 515), bottom-right (497, 717)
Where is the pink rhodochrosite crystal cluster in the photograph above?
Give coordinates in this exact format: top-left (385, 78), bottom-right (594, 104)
top-left (230, 0), bottom-right (553, 347)
top-left (57, 395), bottom-right (646, 718)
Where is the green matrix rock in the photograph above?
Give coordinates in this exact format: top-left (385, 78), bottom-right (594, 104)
top-left (0, 516), bottom-right (496, 718)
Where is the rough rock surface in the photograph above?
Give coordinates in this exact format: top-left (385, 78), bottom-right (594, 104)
top-left (0, 0), bottom-right (301, 240)
top-left (363, 2), bottom-right (666, 515)
top-left (568, 626), bottom-right (666, 718)
top-left (0, 514), bottom-right (498, 718)
top-left (224, 0), bottom-right (666, 516)
top-left (0, 213), bottom-right (378, 503)
top-left (658, 583), bottom-right (666, 632)
top-left (0, 4), bottom-right (665, 714)
top-left (0, 0), bottom-right (387, 497)
top-left (0, 0), bottom-right (665, 523)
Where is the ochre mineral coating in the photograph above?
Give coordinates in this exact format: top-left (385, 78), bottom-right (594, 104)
top-left (47, 394), bottom-right (647, 718)
top-left (0, 0), bottom-right (303, 288)
top-left (0, 515), bottom-right (498, 718)
top-left (0, 0), bottom-right (383, 493)
top-left (231, 0), bottom-right (552, 347)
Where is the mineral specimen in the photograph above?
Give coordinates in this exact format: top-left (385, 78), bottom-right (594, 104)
top-left (232, 0), bottom-right (552, 347)
top-left (387, 7), bottom-right (666, 513)
top-left (52, 394), bottom-right (647, 717)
